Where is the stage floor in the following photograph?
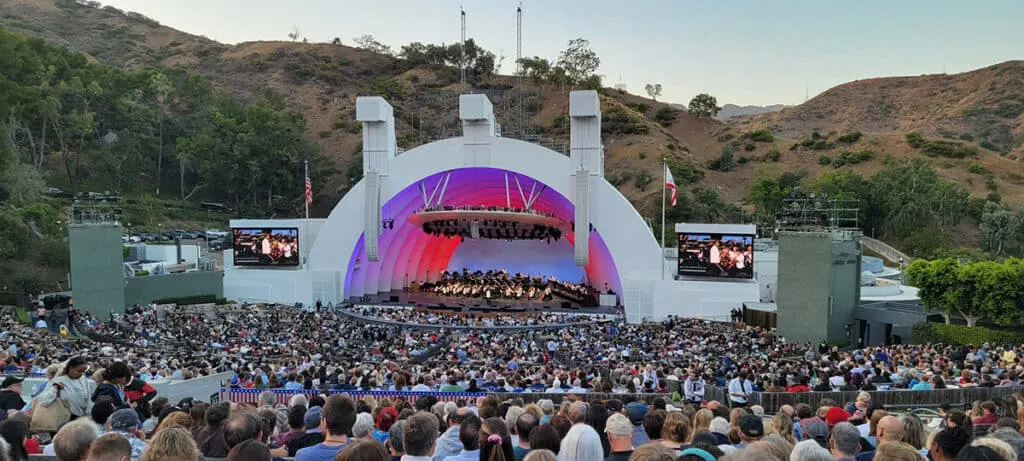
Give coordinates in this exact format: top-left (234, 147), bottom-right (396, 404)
top-left (349, 290), bottom-right (620, 315)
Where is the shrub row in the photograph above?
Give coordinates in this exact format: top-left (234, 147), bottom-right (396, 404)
top-left (910, 322), bottom-right (1024, 346)
top-left (151, 294), bottom-right (229, 305)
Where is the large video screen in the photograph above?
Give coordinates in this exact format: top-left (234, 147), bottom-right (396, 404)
top-left (677, 233), bottom-right (754, 279)
top-left (232, 228), bottom-right (299, 266)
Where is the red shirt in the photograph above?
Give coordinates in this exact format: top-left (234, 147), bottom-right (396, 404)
top-left (787, 384), bottom-right (810, 393)
top-left (25, 438), bottom-right (41, 455)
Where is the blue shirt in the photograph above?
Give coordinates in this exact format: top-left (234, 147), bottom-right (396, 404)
top-left (443, 450), bottom-right (480, 461)
top-left (295, 442), bottom-right (346, 461)
top-left (632, 425), bottom-right (649, 447)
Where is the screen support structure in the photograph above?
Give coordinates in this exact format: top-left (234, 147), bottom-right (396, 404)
top-left (569, 91), bottom-right (602, 268)
top-left (357, 97), bottom-right (397, 262)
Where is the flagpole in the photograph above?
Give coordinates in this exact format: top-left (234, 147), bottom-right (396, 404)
top-left (660, 161), bottom-right (666, 281)
top-left (304, 160), bottom-right (310, 219)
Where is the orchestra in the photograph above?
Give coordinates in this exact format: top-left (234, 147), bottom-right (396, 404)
top-left (418, 268), bottom-right (595, 305)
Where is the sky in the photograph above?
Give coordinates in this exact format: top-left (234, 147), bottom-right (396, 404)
top-left (101, 0), bottom-right (1024, 106)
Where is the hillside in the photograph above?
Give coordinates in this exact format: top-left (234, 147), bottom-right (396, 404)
top-left (1, 0), bottom-right (1023, 270)
top-left (736, 62), bottom-right (1024, 155)
top-left (715, 103), bottom-right (788, 120)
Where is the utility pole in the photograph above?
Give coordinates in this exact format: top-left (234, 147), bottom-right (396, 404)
top-left (460, 8), bottom-right (467, 91)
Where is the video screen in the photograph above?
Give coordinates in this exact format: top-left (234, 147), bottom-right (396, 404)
top-left (232, 228), bottom-right (299, 266)
top-left (677, 233), bottom-right (754, 278)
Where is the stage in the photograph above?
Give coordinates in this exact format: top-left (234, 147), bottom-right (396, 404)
top-left (348, 290), bottom-right (621, 315)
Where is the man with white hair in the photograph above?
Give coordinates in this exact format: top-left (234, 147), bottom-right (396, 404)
top-left (830, 422), bottom-right (861, 461)
top-left (352, 412), bottom-right (375, 439)
top-left (538, 400), bottom-right (554, 424)
top-left (790, 439), bottom-right (833, 461)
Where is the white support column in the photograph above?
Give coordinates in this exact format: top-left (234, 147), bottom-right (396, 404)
top-left (357, 97), bottom-right (396, 262)
top-left (570, 90), bottom-right (602, 267)
top-left (459, 94), bottom-right (495, 166)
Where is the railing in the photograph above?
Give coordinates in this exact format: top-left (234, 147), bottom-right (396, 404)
top-left (861, 236), bottom-right (913, 265)
top-left (703, 386), bottom-right (1022, 413)
top-left (337, 307), bottom-right (614, 331)
top-left (220, 388), bottom-right (669, 405)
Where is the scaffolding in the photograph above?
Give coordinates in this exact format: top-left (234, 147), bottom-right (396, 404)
top-left (71, 194), bottom-right (123, 225)
top-left (774, 195), bottom-right (860, 233)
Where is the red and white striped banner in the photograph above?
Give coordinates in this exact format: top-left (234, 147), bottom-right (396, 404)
top-left (221, 388), bottom-right (487, 405)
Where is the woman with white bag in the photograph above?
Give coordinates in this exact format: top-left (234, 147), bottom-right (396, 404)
top-left (33, 357), bottom-right (94, 431)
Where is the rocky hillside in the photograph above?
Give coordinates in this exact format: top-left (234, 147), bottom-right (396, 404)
top-left (3, 0), bottom-right (1023, 250)
top-left (715, 104), bottom-right (788, 120)
top-left (736, 62), bottom-right (1024, 155)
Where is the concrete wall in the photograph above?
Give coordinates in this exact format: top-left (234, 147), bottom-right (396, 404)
top-left (776, 232), bottom-right (831, 344)
top-left (777, 231), bottom-right (863, 345)
top-left (69, 224), bottom-right (125, 317)
top-left (124, 271), bottom-right (223, 307)
top-left (754, 250), bottom-right (779, 302)
top-left (827, 234), bottom-right (862, 343)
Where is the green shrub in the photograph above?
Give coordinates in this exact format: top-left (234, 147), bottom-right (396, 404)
top-left (744, 142), bottom-right (756, 152)
top-left (134, 270), bottom-right (150, 277)
top-left (743, 129), bottom-right (774, 143)
top-left (818, 155), bottom-right (832, 165)
top-left (980, 140), bottom-right (998, 151)
top-left (634, 171), bottom-right (653, 191)
top-left (968, 161), bottom-right (985, 174)
top-left (551, 114), bottom-right (567, 128)
top-left (151, 294), bottom-right (226, 305)
top-left (602, 107), bottom-right (650, 135)
top-left (911, 322), bottom-right (1024, 346)
top-left (738, 156), bottom-right (749, 165)
top-left (837, 131), bottom-right (863, 144)
top-left (654, 107), bottom-right (679, 127)
top-left (812, 140), bottom-right (834, 150)
top-left (638, 152), bottom-right (647, 160)
top-left (959, 133), bottom-right (974, 142)
top-left (987, 176), bottom-right (998, 191)
top-left (832, 150), bottom-right (874, 167)
top-left (708, 147), bottom-right (736, 172)
top-left (906, 132), bottom-right (926, 148)
top-left (921, 140), bottom-right (978, 158)
top-left (987, 191), bottom-right (1002, 203)
top-left (764, 147), bottom-right (781, 162)
top-left (790, 143), bottom-right (800, 151)
top-left (626, 102), bottom-right (650, 114)
top-left (368, 78), bottom-right (404, 99)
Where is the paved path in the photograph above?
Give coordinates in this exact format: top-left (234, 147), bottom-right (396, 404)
top-left (861, 236), bottom-right (913, 265)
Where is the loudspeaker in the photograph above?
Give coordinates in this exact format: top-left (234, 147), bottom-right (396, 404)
top-left (389, 296), bottom-right (400, 303)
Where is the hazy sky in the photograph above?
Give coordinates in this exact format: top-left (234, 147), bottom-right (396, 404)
top-left (102, 0), bottom-right (1024, 106)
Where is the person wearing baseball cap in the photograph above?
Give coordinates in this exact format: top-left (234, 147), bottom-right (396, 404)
top-left (107, 408), bottom-right (148, 459)
top-left (736, 415), bottom-right (764, 448)
top-left (0, 376), bottom-right (25, 415)
top-left (605, 413), bottom-right (634, 461)
top-left (625, 401), bottom-right (649, 447)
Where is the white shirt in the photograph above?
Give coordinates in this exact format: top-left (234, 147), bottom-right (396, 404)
top-left (728, 378), bottom-right (751, 404)
top-left (710, 246), bottom-right (720, 264)
top-left (683, 378), bottom-right (705, 401)
top-left (261, 238), bottom-right (271, 255)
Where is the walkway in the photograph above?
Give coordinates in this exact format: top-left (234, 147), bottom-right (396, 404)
top-left (860, 236), bottom-right (913, 265)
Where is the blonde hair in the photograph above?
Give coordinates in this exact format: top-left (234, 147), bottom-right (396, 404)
top-left (628, 443), bottom-right (676, 461)
top-left (523, 449), bottom-right (556, 461)
top-left (771, 413), bottom-right (796, 445)
top-left (693, 408), bottom-right (714, 433)
top-left (139, 427), bottom-right (199, 461)
top-left (155, 412), bottom-right (194, 434)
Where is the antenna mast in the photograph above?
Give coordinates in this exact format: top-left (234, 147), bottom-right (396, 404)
top-left (516, 3), bottom-right (523, 82)
top-left (460, 7), bottom-right (467, 91)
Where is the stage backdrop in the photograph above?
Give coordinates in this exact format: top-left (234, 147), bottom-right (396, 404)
top-left (446, 238), bottom-right (585, 282)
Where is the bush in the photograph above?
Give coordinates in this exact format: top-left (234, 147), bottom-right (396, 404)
top-left (959, 133), bottom-right (974, 142)
top-left (906, 132), bottom-right (926, 148)
top-left (134, 270), bottom-right (150, 277)
top-left (818, 155), bottom-right (832, 165)
top-left (764, 147), bottom-right (781, 162)
top-left (832, 150), bottom-right (874, 167)
top-left (638, 152), bottom-right (646, 160)
top-left (602, 107), bottom-right (650, 135)
top-left (836, 131), bottom-right (863, 144)
top-left (626, 102), bottom-right (650, 114)
top-left (634, 172), bottom-right (653, 191)
top-left (654, 107), bottom-right (679, 127)
top-left (968, 161), bottom-right (985, 174)
top-left (151, 294), bottom-right (227, 305)
top-left (911, 322), bottom-right (1024, 346)
top-left (744, 142), bottom-right (756, 152)
top-left (708, 147), bottom-right (736, 172)
top-left (743, 129), bottom-right (775, 143)
top-left (980, 140), bottom-right (998, 151)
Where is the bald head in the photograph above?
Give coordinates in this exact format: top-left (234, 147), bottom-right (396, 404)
top-left (448, 407), bottom-right (473, 427)
top-left (877, 415), bottom-right (905, 443)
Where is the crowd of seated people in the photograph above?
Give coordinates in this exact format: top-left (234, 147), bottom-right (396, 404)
top-left (348, 306), bottom-right (611, 328)
top-left (421, 268), bottom-right (594, 305)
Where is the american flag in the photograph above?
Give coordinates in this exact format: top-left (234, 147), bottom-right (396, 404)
top-left (304, 174), bottom-right (312, 206)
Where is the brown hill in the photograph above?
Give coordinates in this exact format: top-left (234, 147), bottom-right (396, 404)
top-left (736, 62), bottom-right (1024, 156)
top-left (3, 0), bottom-right (1023, 230)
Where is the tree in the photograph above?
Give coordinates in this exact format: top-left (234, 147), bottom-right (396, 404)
top-left (517, 56), bottom-right (553, 80)
top-left (905, 258), bottom-right (960, 324)
top-left (148, 72), bottom-right (171, 195)
top-left (557, 38), bottom-right (600, 85)
top-left (688, 93), bottom-right (720, 118)
top-left (980, 202), bottom-right (1022, 256)
top-left (645, 83), bottom-right (662, 101)
top-left (331, 37), bottom-right (341, 45)
top-left (287, 26), bottom-right (301, 42)
top-left (981, 258), bottom-right (1024, 326)
top-left (354, 35), bottom-right (392, 55)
